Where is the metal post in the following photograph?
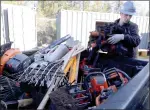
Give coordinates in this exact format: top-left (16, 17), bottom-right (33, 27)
top-left (3, 9), bottom-right (10, 43)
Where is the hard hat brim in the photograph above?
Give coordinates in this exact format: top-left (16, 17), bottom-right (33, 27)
top-left (120, 9), bottom-right (136, 16)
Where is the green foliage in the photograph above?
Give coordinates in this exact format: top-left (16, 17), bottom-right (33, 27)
top-left (1, 1), bottom-right (25, 5)
top-left (1, 1), bottom-right (122, 17)
top-left (85, 1), bottom-right (110, 12)
top-left (2, 1), bottom-right (149, 17)
top-left (36, 1), bottom-right (112, 18)
top-left (37, 1), bottom-right (73, 17)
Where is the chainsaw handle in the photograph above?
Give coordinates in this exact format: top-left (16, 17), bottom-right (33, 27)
top-left (84, 72), bottom-right (105, 83)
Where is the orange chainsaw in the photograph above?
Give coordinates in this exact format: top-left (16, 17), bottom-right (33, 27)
top-left (0, 48), bottom-right (21, 74)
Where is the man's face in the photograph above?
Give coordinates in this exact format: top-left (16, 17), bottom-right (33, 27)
top-left (120, 13), bottom-right (132, 23)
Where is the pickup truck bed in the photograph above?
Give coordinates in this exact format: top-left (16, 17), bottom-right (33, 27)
top-left (96, 63), bottom-right (149, 109)
top-left (24, 50), bottom-right (149, 110)
top-left (0, 48), bottom-right (149, 110)
top-left (92, 54), bottom-right (149, 109)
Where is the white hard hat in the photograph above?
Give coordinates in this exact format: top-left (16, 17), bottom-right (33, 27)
top-left (120, 1), bottom-right (136, 15)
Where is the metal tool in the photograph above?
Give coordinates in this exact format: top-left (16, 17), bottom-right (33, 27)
top-left (38, 34), bottom-right (71, 54)
top-left (18, 58), bottom-right (66, 88)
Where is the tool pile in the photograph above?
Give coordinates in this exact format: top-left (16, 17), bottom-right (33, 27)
top-left (1, 32), bottom-right (144, 109)
top-left (0, 34), bottom-right (86, 109)
top-left (0, 75), bottom-right (22, 101)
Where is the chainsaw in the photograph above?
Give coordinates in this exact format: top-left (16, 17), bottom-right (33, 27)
top-left (87, 25), bottom-right (128, 67)
top-left (83, 68), bottom-right (131, 105)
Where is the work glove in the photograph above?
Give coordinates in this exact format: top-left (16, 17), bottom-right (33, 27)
top-left (107, 34), bottom-right (124, 44)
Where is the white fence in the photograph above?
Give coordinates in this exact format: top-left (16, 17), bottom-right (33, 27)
top-left (56, 9), bottom-right (149, 49)
top-left (1, 4), bottom-right (37, 51)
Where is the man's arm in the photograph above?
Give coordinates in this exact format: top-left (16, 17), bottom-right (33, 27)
top-left (123, 24), bottom-right (141, 47)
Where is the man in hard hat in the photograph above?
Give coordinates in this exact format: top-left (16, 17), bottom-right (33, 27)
top-left (90, 1), bottom-right (140, 58)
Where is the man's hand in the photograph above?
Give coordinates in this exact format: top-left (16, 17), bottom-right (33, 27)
top-left (107, 34), bottom-right (124, 44)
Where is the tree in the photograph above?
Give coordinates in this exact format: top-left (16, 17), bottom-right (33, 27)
top-left (2, 1), bottom-right (114, 18)
top-left (1, 1), bottom-right (25, 5)
top-left (108, 1), bottom-right (123, 13)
